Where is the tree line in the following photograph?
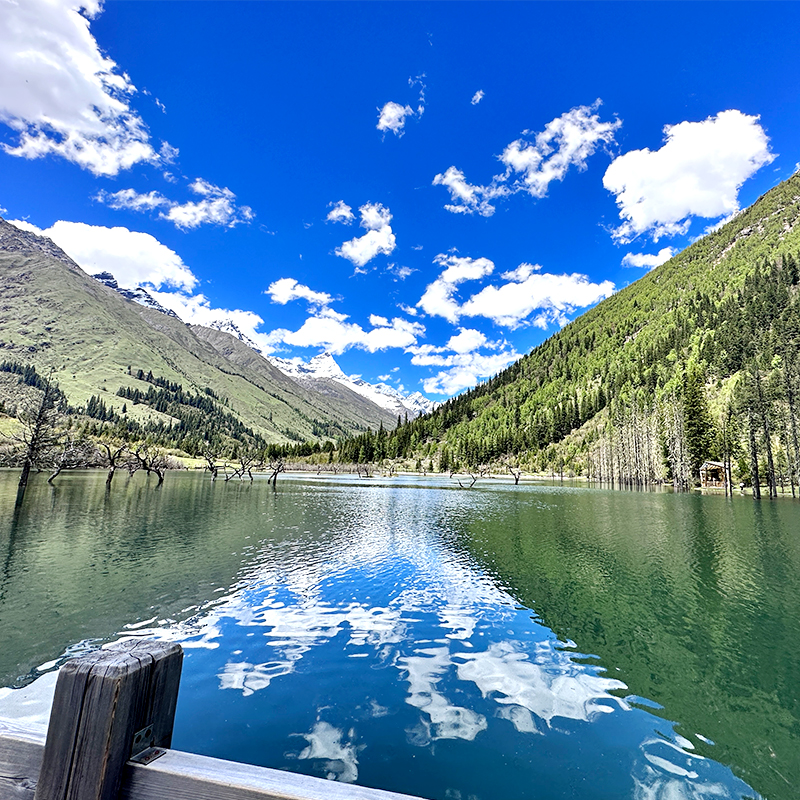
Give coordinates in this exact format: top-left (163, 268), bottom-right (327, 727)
top-left (336, 248), bottom-right (800, 495)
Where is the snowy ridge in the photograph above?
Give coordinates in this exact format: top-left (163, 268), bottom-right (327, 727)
top-left (92, 272), bottom-right (179, 318)
top-left (268, 352), bottom-right (436, 418)
top-left (206, 320), bottom-right (263, 353)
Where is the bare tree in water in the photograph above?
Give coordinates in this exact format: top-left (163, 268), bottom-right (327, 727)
top-left (14, 376), bottom-right (67, 500)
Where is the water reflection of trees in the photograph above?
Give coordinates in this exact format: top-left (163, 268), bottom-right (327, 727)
top-left (459, 489), bottom-right (800, 800)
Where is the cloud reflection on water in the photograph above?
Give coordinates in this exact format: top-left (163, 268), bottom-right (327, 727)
top-left (113, 484), bottom-right (756, 798)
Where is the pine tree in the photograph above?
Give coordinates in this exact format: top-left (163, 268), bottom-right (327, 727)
top-left (682, 362), bottom-right (715, 479)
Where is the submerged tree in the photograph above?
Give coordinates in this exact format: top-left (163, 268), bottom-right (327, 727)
top-left (14, 376), bottom-right (67, 500)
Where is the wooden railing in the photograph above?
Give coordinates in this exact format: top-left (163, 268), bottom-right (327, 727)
top-left (0, 640), bottom-right (421, 800)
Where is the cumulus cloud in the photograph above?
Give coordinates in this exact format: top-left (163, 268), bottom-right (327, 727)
top-left (97, 179), bottom-right (254, 230)
top-left (326, 201), bottom-right (354, 224)
top-left (414, 350), bottom-right (521, 396)
top-left (0, 0), bottom-right (157, 175)
top-left (417, 252), bottom-right (613, 329)
top-left (621, 247), bottom-right (676, 270)
top-left (603, 109), bottom-right (775, 242)
top-left (335, 203), bottom-right (396, 267)
top-left (471, 90), bottom-right (485, 105)
top-left (434, 101), bottom-right (620, 215)
top-left (446, 328), bottom-right (488, 354)
top-left (417, 254), bottom-right (495, 322)
top-left (461, 269), bottom-right (615, 329)
top-left (163, 180), bottom-right (254, 230)
top-left (266, 278), bottom-right (332, 307)
top-left (387, 263), bottom-right (414, 280)
top-left (500, 262), bottom-right (541, 281)
top-left (273, 308), bottom-right (424, 355)
top-left (377, 75), bottom-right (426, 137)
top-left (432, 167), bottom-right (503, 217)
top-left (11, 219), bottom-right (197, 291)
top-left (377, 102), bottom-right (415, 136)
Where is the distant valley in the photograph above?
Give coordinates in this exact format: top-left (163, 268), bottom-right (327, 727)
top-left (0, 217), bottom-right (430, 454)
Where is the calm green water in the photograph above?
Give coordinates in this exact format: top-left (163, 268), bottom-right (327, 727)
top-left (1, 470), bottom-right (798, 800)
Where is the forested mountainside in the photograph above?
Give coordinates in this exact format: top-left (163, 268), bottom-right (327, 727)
top-left (341, 174), bottom-right (800, 492)
top-left (0, 218), bottom-right (398, 454)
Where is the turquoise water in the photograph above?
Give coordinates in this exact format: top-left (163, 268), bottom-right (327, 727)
top-left (2, 470), bottom-right (798, 799)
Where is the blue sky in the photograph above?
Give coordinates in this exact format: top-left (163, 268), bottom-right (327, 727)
top-left (2, 1), bottom-right (800, 398)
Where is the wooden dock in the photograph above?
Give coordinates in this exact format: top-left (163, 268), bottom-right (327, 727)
top-left (0, 640), bottom-right (422, 800)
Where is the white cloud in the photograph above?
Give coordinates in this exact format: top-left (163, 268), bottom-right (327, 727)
top-left (326, 201), bottom-right (355, 224)
top-left (621, 247), bottom-right (676, 270)
top-left (337, 228), bottom-right (396, 268)
top-left (11, 219), bottom-right (197, 291)
top-left (471, 90), bottom-right (484, 105)
top-left (96, 180), bottom-right (254, 230)
top-left (335, 203), bottom-right (396, 267)
top-left (417, 254), bottom-right (495, 323)
top-left (266, 278), bottom-right (332, 307)
top-left (461, 270), bottom-right (615, 329)
top-left (0, 0), bottom-right (157, 176)
top-left (499, 103), bottom-right (621, 198)
top-left (274, 309), bottom-right (423, 355)
top-left (161, 180), bottom-right (254, 230)
top-left (377, 101), bottom-right (414, 136)
top-left (500, 262), bottom-right (541, 281)
top-left (388, 263), bottom-right (414, 280)
top-left (147, 290), bottom-right (280, 354)
top-left (377, 75), bottom-right (426, 137)
top-left (446, 328), bottom-right (488, 354)
top-left (432, 167), bottom-right (503, 217)
top-left (96, 188), bottom-right (170, 212)
top-left (434, 102), bottom-right (620, 215)
top-left (603, 110), bottom-right (775, 242)
top-left (418, 350), bottom-right (521, 396)
top-left (159, 141), bottom-right (178, 163)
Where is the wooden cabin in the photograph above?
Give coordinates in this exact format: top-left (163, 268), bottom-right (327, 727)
top-left (699, 460), bottom-right (725, 487)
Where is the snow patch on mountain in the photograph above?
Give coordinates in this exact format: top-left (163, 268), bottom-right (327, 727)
top-left (206, 320), bottom-right (262, 353)
top-left (92, 272), bottom-right (179, 318)
top-left (269, 352), bottom-right (436, 417)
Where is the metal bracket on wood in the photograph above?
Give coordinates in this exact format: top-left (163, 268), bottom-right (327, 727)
top-left (129, 746), bottom-right (167, 765)
top-left (130, 723), bottom-right (155, 758)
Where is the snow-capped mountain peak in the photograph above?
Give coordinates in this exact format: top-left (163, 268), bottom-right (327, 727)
top-left (92, 272), bottom-right (179, 318)
top-left (207, 319), bottom-right (262, 353)
top-left (307, 352), bottom-right (347, 379)
top-left (267, 351), bottom-right (436, 417)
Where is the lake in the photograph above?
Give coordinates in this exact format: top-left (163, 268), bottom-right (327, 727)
top-left (1, 469), bottom-right (798, 800)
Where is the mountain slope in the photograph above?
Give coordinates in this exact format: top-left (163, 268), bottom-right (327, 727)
top-left (342, 174), bottom-right (800, 480)
top-left (190, 325), bottom-right (398, 432)
top-left (0, 218), bottom-right (396, 444)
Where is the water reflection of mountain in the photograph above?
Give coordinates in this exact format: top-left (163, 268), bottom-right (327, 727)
top-left (453, 486), bottom-right (800, 800)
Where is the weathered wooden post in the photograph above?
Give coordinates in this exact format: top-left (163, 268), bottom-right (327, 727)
top-left (33, 639), bottom-right (182, 800)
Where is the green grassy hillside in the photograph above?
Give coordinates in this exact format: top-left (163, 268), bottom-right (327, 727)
top-left (341, 174), bottom-right (800, 489)
top-left (0, 219), bottom-right (397, 447)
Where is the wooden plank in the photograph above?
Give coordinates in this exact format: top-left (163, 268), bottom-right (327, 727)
top-left (32, 640), bottom-right (183, 800)
top-left (0, 718), bottom-right (46, 800)
top-left (30, 656), bottom-right (95, 800)
top-left (0, 727), bottom-right (424, 800)
top-left (114, 640), bottom-right (183, 749)
top-left (120, 750), bottom-right (425, 800)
